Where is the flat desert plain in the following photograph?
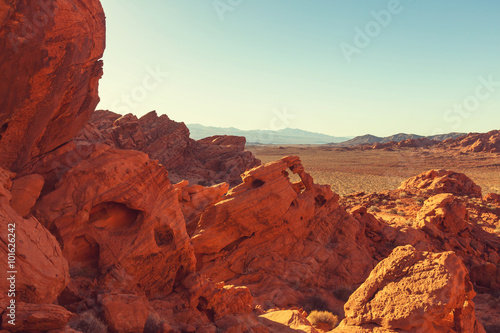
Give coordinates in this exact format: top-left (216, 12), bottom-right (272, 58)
top-left (248, 145), bottom-right (500, 196)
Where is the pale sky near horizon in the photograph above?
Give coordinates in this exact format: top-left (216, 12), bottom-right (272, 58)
top-left (97, 0), bottom-right (500, 137)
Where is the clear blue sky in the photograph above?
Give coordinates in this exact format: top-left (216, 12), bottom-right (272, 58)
top-left (98, 0), bottom-right (500, 137)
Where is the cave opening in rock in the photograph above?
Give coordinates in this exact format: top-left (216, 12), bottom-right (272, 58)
top-left (89, 202), bottom-right (141, 231)
top-left (252, 179), bottom-right (265, 188)
top-left (68, 235), bottom-right (100, 278)
top-left (197, 296), bottom-right (215, 322)
top-left (315, 195), bottom-right (327, 207)
top-left (0, 121), bottom-right (8, 139)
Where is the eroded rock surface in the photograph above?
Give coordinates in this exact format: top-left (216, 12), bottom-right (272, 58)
top-left (400, 169), bottom-right (482, 197)
top-left (0, 0), bottom-right (105, 171)
top-left (35, 144), bottom-right (196, 298)
top-left (336, 245), bottom-right (485, 333)
top-left (192, 156), bottom-right (376, 310)
top-left (0, 168), bottom-right (69, 304)
top-left (75, 110), bottom-right (261, 186)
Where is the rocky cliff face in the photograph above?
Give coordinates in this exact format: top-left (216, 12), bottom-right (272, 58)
top-left (0, 1), bottom-right (498, 332)
top-left (76, 110), bottom-right (261, 186)
top-left (0, 0), bottom-right (105, 171)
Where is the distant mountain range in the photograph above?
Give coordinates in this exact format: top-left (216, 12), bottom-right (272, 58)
top-left (187, 124), bottom-right (352, 144)
top-left (187, 124), bottom-right (467, 146)
top-left (336, 132), bottom-right (466, 146)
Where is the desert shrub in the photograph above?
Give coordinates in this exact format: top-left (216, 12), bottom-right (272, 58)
top-left (70, 312), bottom-right (107, 333)
top-left (372, 198), bottom-right (380, 204)
top-left (388, 208), bottom-right (398, 214)
top-left (397, 210), bottom-right (406, 216)
top-left (307, 310), bottom-right (339, 328)
top-left (414, 197), bottom-right (425, 205)
top-left (495, 226), bottom-right (500, 234)
top-left (333, 286), bottom-right (353, 302)
top-left (300, 295), bottom-right (330, 313)
top-left (395, 199), bottom-right (403, 205)
top-left (382, 199), bottom-right (388, 204)
top-left (368, 206), bottom-right (380, 213)
top-left (399, 192), bottom-right (408, 198)
top-left (487, 203), bottom-right (496, 210)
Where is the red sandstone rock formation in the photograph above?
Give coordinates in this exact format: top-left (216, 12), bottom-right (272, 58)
top-left (173, 180), bottom-right (229, 235)
top-left (0, 0), bottom-right (105, 171)
top-left (334, 245), bottom-right (485, 333)
top-left (444, 130), bottom-right (500, 153)
top-left (75, 110), bottom-right (261, 186)
top-left (34, 144), bottom-right (196, 298)
top-left (399, 169), bottom-right (482, 197)
top-left (0, 168), bottom-right (69, 305)
top-left (1, 303), bottom-right (74, 332)
top-left (417, 193), bottom-right (470, 238)
top-left (1, 0), bottom-right (499, 331)
top-left (192, 156), bottom-right (376, 310)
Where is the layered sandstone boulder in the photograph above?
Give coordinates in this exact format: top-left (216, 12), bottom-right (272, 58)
top-left (335, 245), bottom-right (485, 333)
top-left (173, 180), bottom-right (229, 235)
top-left (35, 144), bottom-right (196, 298)
top-left (416, 193), bottom-right (470, 239)
top-left (100, 294), bottom-right (151, 333)
top-left (75, 110), bottom-right (260, 186)
top-left (399, 169), bottom-right (482, 197)
top-left (0, 168), bottom-right (69, 305)
top-left (0, 0), bottom-right (105, 171)
top-left (192, 156), bottom-right (376, 309)
top-left (1, 303), bottom-right (74, 332)
top-left (9, 174), bottom-right (44, 217)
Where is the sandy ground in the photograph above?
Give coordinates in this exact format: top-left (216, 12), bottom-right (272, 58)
top-left (248, 145), bottom-right (500, 196)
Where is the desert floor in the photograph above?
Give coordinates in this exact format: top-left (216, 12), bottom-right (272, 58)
top-left (248, 145), bottom-right (500, 196)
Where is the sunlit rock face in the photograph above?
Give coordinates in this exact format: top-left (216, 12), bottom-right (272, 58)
top-left (335, 245), bottom-right (486, 333)
top-left (75, 109), bottom-right (261, 186)
top-left (0, 0), bottom-right (105, 171)
top-left (35, 145), bottom-right (197, 299)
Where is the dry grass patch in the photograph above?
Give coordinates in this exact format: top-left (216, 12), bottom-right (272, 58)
top-left (307, 310), bottom-right (339, 329)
